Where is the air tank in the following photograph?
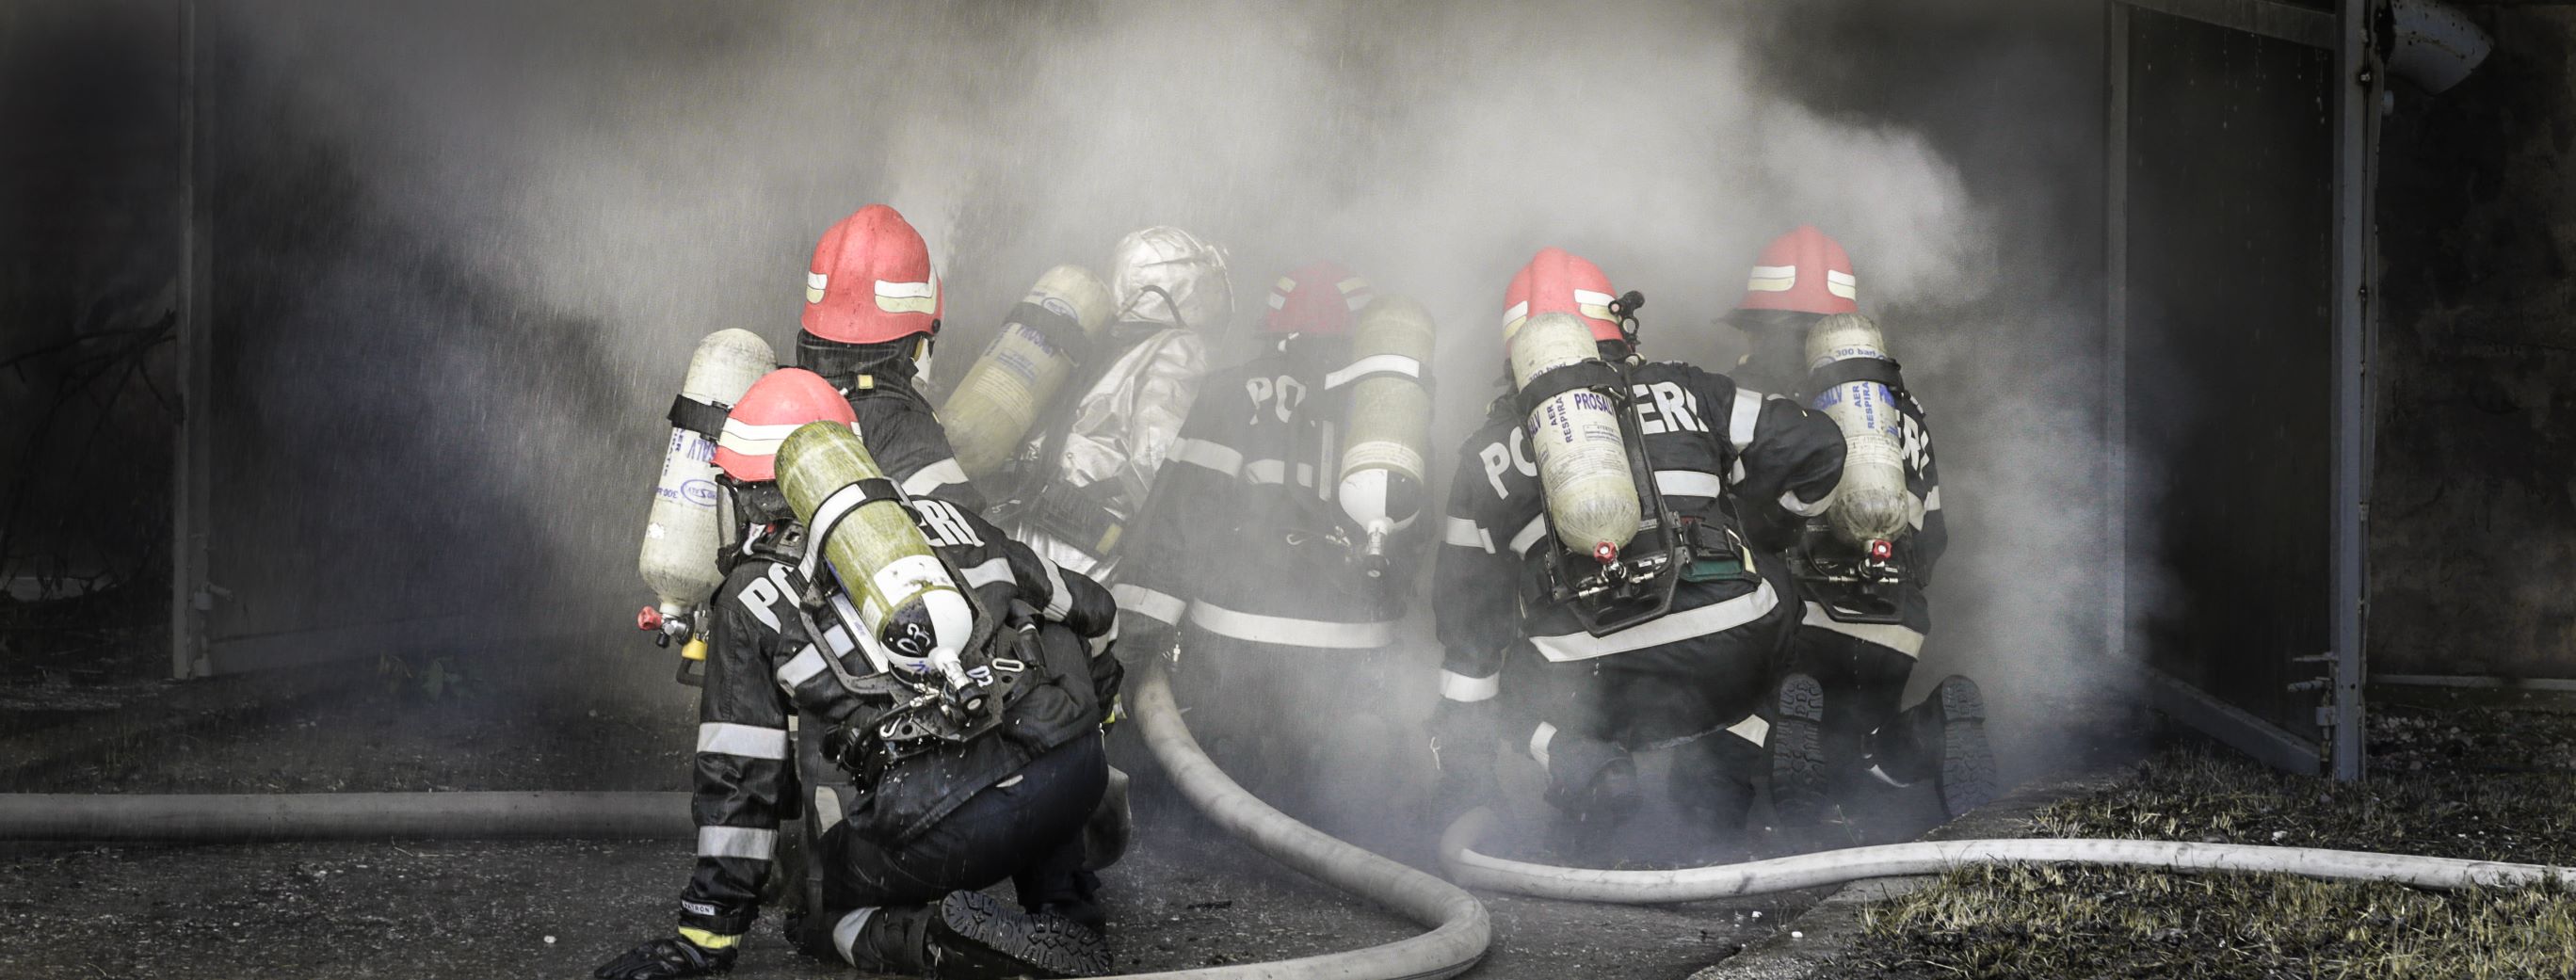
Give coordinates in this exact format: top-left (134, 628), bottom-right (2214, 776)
top-left (638, 329), bottom-right (775, 637)
top-left (1336, 297), bottom-right (1436, 577)
top-left (1805, 313), bottom-right (1911, 546)
top-left (1508, 312), bottom-right (1641, 562)
top-left (775, 421), bottom-right (975, 686)
top-left (939, 265), bottom-right (1117, 481)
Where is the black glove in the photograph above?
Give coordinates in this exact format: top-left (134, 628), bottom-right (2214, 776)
top-left (594, 936), bottom-right (736, 980)
top-left (1427, 699), bottom-right (1500, 817)
top-left (1119, 620), bottom-right (1180, 674)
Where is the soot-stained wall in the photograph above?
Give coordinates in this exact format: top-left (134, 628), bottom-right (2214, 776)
top-left (2372, 4), bottom-right (2576, 680)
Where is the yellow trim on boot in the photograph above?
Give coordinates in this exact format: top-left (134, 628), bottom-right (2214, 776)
top-left (677, 926), bottom-right (742, 950)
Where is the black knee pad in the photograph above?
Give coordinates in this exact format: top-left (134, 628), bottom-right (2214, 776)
top-left (1542, 737), bottom-right (1640, 821)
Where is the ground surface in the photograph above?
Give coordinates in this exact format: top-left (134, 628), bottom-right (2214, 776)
top-left (0, 621), bottom-right (2138, 980)
top-left (0, 666), bottom-right (1867, 980)
top-left (1843, 689), bottom-right (2576, 980)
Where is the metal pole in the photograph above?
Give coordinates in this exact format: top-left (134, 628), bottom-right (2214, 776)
top-left (2104, 4), bottom-right (2132, 670)
top-left (170, 0), bottom-right (205, 680)
top-left (2326, 0), bottom-right (2377, 781)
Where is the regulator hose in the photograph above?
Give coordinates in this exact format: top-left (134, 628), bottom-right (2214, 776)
top-left (1440, 807), bottom-right (2576, 903)
top-left (1119, 662), bottom-right (1492, 980)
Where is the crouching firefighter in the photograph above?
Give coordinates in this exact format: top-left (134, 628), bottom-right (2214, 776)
top-left (1726, 224), bottom-right (1991, 823)
top-left (1427, 248), bottom-right (1845, 843)
top-left (596, 368), bottom-right (1124, 980)
top-left (1117, 263), bottom-right (1437, 820)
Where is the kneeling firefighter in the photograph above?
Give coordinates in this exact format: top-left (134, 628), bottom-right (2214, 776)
top-left (1428, 248), bottom-right (1845, 840)
top-left (596, 368), bottom-right (1124, 980)
top-left (794, 203), bottom-right (985, 512)
top-left (993, 226), bottom-right (1232, 583)
top-left (1726, 224), bottom-right (1991, 823)
top-left (1117, 262), bottom-right (1436, 820)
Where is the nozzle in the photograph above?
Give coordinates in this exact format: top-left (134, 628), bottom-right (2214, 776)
top-left (1359, 529), bottom-right (1391, 579)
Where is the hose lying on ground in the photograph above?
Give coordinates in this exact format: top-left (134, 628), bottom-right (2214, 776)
top-left (1440, 807), bottom-right (2576, 904)
top-left (0, 791), bottom-right (692, 842)
top-left (1119, 662), bottom-right (1492, 980)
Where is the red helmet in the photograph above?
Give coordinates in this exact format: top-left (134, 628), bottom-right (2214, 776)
top-left (803, 204), bottom-right (942, 345)
top-left (1504, 247), bottom-right (1620, 344)
top-left (1736, 225), bottom-right (1857, 315)
top-left (1263, 261), bottom-right (1374, 335)
top-left (715, 368), bottom-right (858, 482)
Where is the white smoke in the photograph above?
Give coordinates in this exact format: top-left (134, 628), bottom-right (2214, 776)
top-left (213, 0), bottom-right (2120, 793)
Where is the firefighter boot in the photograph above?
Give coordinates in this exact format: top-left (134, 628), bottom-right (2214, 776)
top-left (1766, 673), bottom-right (1831, 827)
top-left (1870, 675), bottom-right (1996, 819)
top-left (834, 892), bottom-right (1112, 979)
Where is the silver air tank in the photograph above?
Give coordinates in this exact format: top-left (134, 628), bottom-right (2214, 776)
top-left (940, 265), bottom-right (1117, 482)
top-left (775, 421), bottom-right (976, 687)
top-left (1805, 313), bottom-right (1910, 546)
top-left (1508, 312), bottom-right (1640, 562)
top-left (1335, 296), bottom-right (1436, 576)
top-left (638, 329), bottom-right (774, 640)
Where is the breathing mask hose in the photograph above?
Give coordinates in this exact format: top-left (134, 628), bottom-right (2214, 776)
top-left (1439, 808), bottom-right (2576, 903)
top-left (1123, 662), bottom-right (1492, 980)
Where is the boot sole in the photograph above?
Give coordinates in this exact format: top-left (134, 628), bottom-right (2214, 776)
top-left (1768, 674), bottom-right (1830, 827)
top-left (1934, 676), bottom-right (1997, 819)
top-left (933, 889), bottom-right (1114, 979)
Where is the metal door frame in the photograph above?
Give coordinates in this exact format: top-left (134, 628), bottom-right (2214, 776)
top-left (2105, 0), bottom-right (2375, 779)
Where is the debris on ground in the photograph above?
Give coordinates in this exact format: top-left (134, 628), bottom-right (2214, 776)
top-left (1848, 696), bottom-right (2576, 979)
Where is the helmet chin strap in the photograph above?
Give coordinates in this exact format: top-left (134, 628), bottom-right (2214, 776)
top-left (1119, 284), bottom-right (1192, 331)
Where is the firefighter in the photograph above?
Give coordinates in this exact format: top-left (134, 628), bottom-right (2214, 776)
top-left (594, 368), bottom-right (1123, 980)
top-left (1116, 262), bottom-right (1428, 819)
top-left (997, 226), bottom-right (1232, 584)
top-left (1428, 247), bottom-right (1845, 841)
top-left (794, 203), bottom-right (985, 512)
top-left (1726, 224), bottom-right (1991, 824)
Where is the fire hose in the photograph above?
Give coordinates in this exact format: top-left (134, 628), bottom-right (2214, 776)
top-left (1439, 807), bottom-right (2576, 902)
top-left (1119, 661), bottom-right (1492, 980)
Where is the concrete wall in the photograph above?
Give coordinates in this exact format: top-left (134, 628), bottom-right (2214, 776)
top-left (2371, 4), bottom-right (2576, 678)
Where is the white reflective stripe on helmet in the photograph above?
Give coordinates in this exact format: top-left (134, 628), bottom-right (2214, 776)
top-left (1508, 515), bottom-right (1549, 555)
top-left (958, 556), bottom-right (1011, 588)
top-left (899, 458), bottom-right (969, 498)
top-left (1727, 715), bottom-right (1770, 746)
top-left (1440, 669), bottom-right (1500, 703)
top-left (1340, 277), bottom-right (1374, 310)
top-left (873, 276), bottom-right (938, 314)
top-left (697, 826), bottom-right (776, 860)
top-left (806, 271), bottom-right (829, 304)
top-left (1266, 291), bottom-right (1289, 310)
top-left (1444, 517), bottom-right (1496, 554)
top-left (717, 419), bottom-right (804, 458)
top-left (1528, 722), bottom-right (1557, 769)
top-left (1168, 437), bottom-right (1243, 476)
top-left (1747, 264), bottom-right (1796, 293)
top-left (1529, 578), bottom-right (1780, 662)
top-left (1780, 488), bottom-right (1835, 517)
top-left (697, 723), bottom-right (788, 760)
top-left (1111, 583), bottom-right (1184, 627)
top-left (1186, 601), bottom-right (1395, 649)
top-left (1323, 353), bottom-right (1423, 390)
top-left (774, 644), bottom-right (829, 692)
top-left (1826, 268), bottom-right (1858, 300)
top-left (1502, 299), bottom-right (1529, 329)
top-left (1655, 469), bottom-right (1726, 499)
top-left (1729, 390), bottom-right (1764, 452)
top-left (1799, 601), bottom-right (1926, 657)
